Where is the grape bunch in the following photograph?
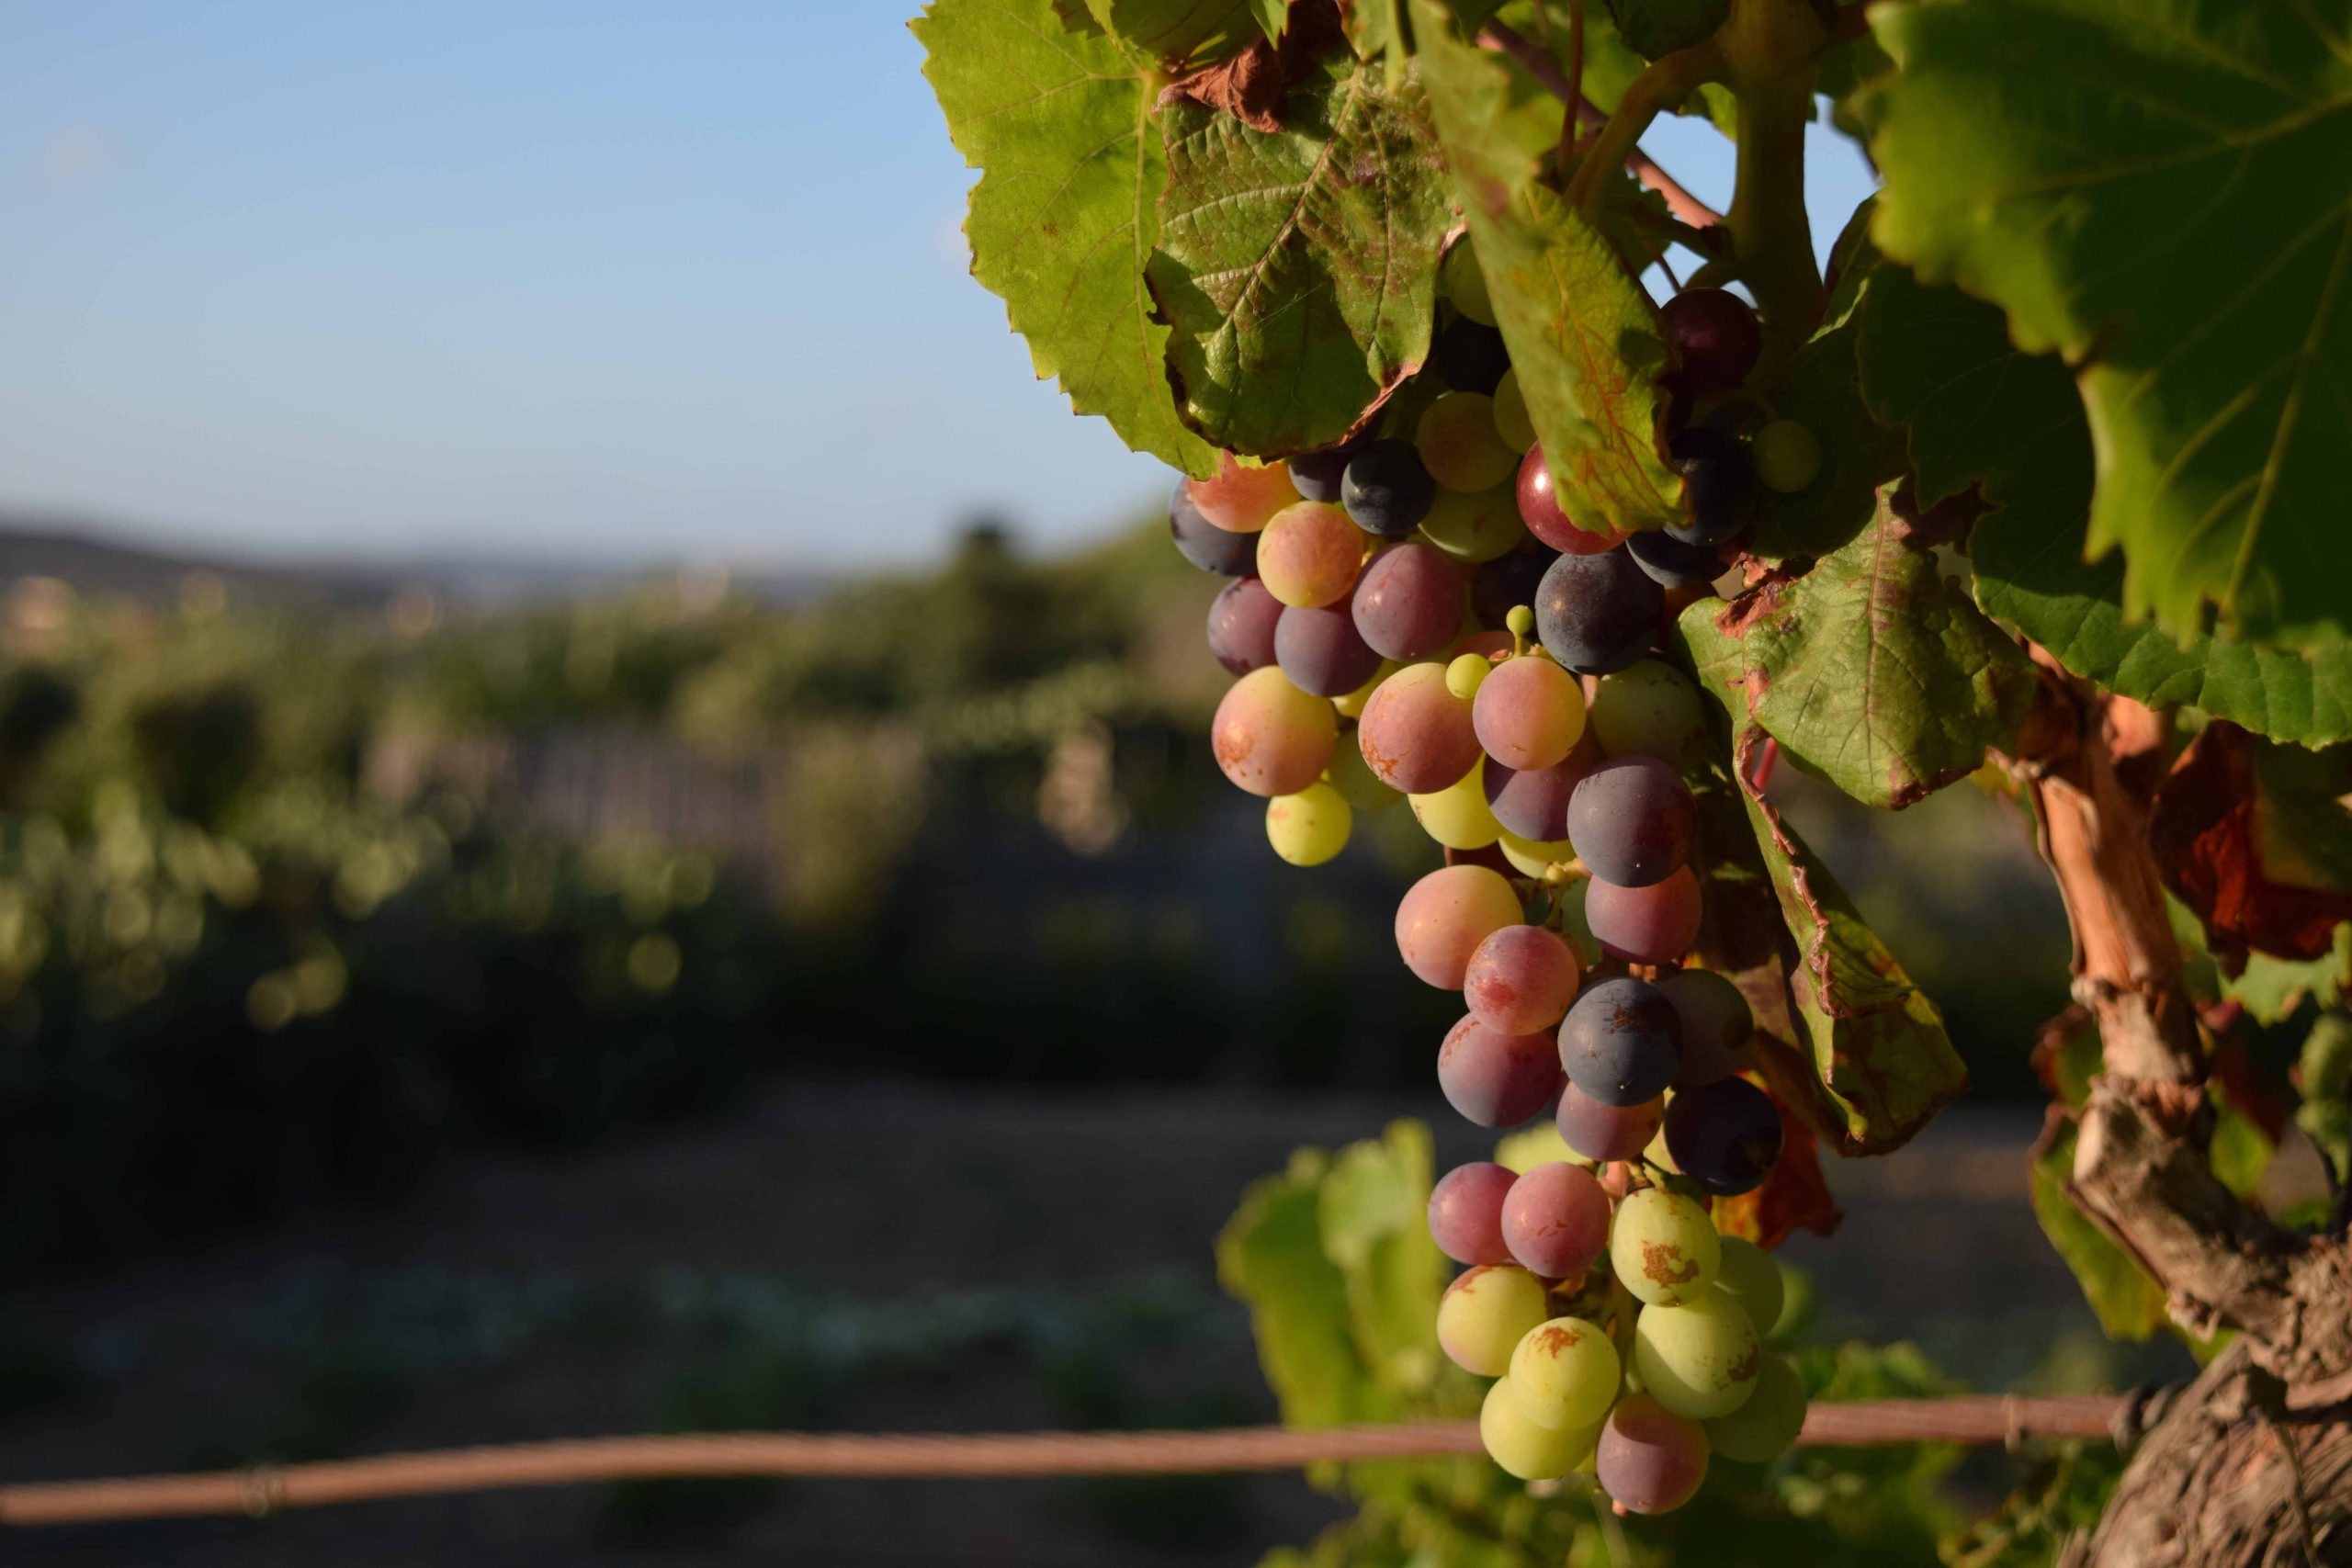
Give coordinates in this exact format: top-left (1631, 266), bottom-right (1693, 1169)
top-left (1164, 246), bottom-right (1811, 1506)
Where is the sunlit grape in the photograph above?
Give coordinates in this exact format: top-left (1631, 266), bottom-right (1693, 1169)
top-left (1610, 1186), bottom-right (1721, 1306)
top-left (1394, 863), bottom-right (1522, 989)
top-left (1212, 666), bottom-right (1338, 796)
top-left (1482, 1376), bottom-right (1601, 1480)
top-left (1633, 1287), bottom-right (1761, 1419)
top-left (1187, 452), bottom-right (1299, 532)
top-left (1258, 502), bottom-right (1366, 609)
top-left (1266, 782), bottom-right (1351, 866)
top-left (1410, 765), bottom-right (1503, 851)
top-left (1437, 1263), bottom-right (1548, 1375)
top-left (1473, 653), bottom-right (1587, 772)
top-left (1597, 1393), bottom-right (1709, 1514)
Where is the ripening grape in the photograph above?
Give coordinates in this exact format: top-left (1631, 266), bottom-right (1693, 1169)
top-left (1665, 427), bottom-right (1757, 547)
top-left (1395, 863), bottom-right (1522, 988)
top-left (1597, 1393), bottom-right (1710, 1514)
top-left (1258, 502), bottom-right (1365, 608)
top-left (1341, 439), bottom-right (1438, 537)
top-left (1359, 662), bottom-right (1482, 793)
top-left (1657, 288), bottom-right (1760, 397)
top-left (1439, 1012), bottom-right (1565, 1128)
top-left (1657, 967), bottom-right (1752, 1087)
top-left (1610, 1186), bottom-right (1721, 1306)
top-left (1517, 443), bottom-right (1632, 556)
top-left (1557, 976), bottom-right (1680, 1107)
top-left (1445, 652), bottom-right (1491, 701)
top-left (1436, 1263), bottom-right (1548, 1375)
top-left (1288, 442), bottom-right (1358, 504)
top-left (1351, 541), bottom-right (1464, 661)
top-left (1410, 764), bottom-right (1503, 850)
top-left (1170, 481), bottom-right (1256, 575)
top-left (1207, 577), bottom-right (1284, 676)
top-left (1555, 1082), bottom-right (1664, 1162)
top-left (1419, 483), bottom-right (1526, 563)
top-left (1481, 1376), bottom-right (1601, 1480)
top-left (1713, 1236), bottom-right (1786, 1338)
top-left (1751, 419), bottom-right (1822, 494)
top-left (1492, 367), bottom-right (1534, 451)
top-left (1566, 757), bottom-right (1696, 888)
top-left (1416, 392), bottom-right (1519, 492)
top-left (1188, 453), bottom-right (1299, 532)
top-left (1589, 660), bottom-right (1707, 768)
top-left (1266, 782), bottom-right (1352, 867)
top-left (1473, 653), bottom-right (1587, 772)
top-left (1321, 735), bottom-right (1401, 812)
top-left (1464, 922), bottom-right (1581, 1033)
top-left (1274, 601), bottom-right (1383, 697)
top-left (1497, 828), bottom-right (1578, 879)
top-left (1472, 542), bottom-right (1556, 627)
top-left (1510, 1314), bottom-right (1619, 1430)
top-left (1331, 658), bottom-right (1396, 720)
top-left (1535, 549), bottom-right (1665, 675)
top-left (1432, 317), bottom-right (1510, 395)
top-left (1705, 1351), bottom-right (1805, 1462)
top-left (1442, 240), bottom-right (1496, 326)
top-left (1585, 864), bottom-right (1703, 964)
top-left (1634, 1288), bottom-right (1761, 1419)
top-left (1663, 1076), bottom-right (1783, 1196)
top-left (1500, 1162), bottom-right (1611, 1280)
top-left (1212, 666), bottom-right (1338, 796)
top-left (1429, 1160), bottom-right (1518, 1265)
top-left (1483, 748), bottom-right (1592, 842)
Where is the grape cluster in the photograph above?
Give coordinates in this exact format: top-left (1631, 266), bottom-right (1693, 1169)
top-left (1163, 246), bottom-right (1810, 1506)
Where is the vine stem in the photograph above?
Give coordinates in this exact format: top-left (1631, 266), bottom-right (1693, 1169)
top-left (1716, 0), bottom-right (1827, 365)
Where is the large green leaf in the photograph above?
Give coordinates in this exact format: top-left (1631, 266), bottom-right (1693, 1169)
top-left (1859, 267), bottom-right (2352, 748)
top-left (1867, 0), bottom-right (2352, 647)
top-left (1148, 51), bottom-right (1454, 456)
top-left (1084, 0), bottom-right (1260, 62)
top-left (1414, 3), bottom-right (1683, 536)
top-left (1217, 1146), bottom-right (1391, 1428)
top-left (1683, 502), bottom-right (2036, 809)
top-left (916, 0), bottom-right (1218, 476)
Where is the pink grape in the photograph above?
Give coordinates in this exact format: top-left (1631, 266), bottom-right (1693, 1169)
top-left (1258, 502), bottom-right (1364, 609)
top-left (1429, 1161), bottom-right (1517, 1265)
top-left (1463, 923), bottom-right (1581, 1033)
top-left (1500, 1160), bottom-right (1610, 1279)
top-left (1472, 654), bottom-right (1586, 771)
top-left (1555, 1083), bottom-right (1664, 1161)
top-left (1395, 864), bottom-right (1522, 988)
top-left (1597, 1393), bottom-right (1710, 1514)
top-left (1212, 666), bottom-right (1337, 797)
top-left (1518, 443), bottom-right (1631, 556)
top-left (1438, 1012), bottom-right (1565, 1127)
top-left (1187, 453), bottom-right (1298, 532)
top-left (1207, 577), bottom-right (1283, 675)
top-left (1359, 663), bottom-right (1482, 794)
top-left (1585, 865), bottom-right (1702, 964)
top-left (1351, 540), bottom-right (1464, 661)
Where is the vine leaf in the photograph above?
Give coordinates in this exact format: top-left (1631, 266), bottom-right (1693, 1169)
top-left (1148, 41), bottom-right (1454, 457)
top-left (915, 0), bottom-right (1219, 477)
top-left (1858, 267), bottom-right (2352, 749)
top-left (1083, 0), bottom-right (1261, 63)
top-left (1867, 0), bottom-right (2352, 647)
top-left (1413, 3), bottom-right (1683, 536)
top-left (1683, 497), bottom-right (2036, 809)
top-left (1604, 0), bottom-right (1730, 62)
top-left (2151, 722), bottom-right (2352, 970)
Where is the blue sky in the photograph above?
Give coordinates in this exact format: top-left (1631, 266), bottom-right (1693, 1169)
top-left (0, 6), bottom-right (1875, 570)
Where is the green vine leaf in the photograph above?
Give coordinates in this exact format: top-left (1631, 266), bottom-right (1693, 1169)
top-left (1605, 0), bottom-right (1730, 62)
top-left (1084, 0), bottom-right (1261, 63)
top-left (1867, 0), bottom-right (2352, 647)
top-left (1683, 498), bottom-right (2037, 809)
top-left (1148, 49), bottom-right (1454, 457)
top-left (916, 0), bottom-right (1219, 477)
top-left (1413, 3), bottom-right (1683, 536)
top-left (1858, 268), bottom-right (2352, 748)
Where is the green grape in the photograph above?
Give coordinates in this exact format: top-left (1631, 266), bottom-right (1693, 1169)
top-left (1492, 367), bottom-right (1534, 452)
top-left (1610, 1187), bottom-right (1720, 1306)
top-left (1632, 1287), bottom-right (1760, 1419)
top-left (1437, 1263), bottom-right (1549, 1375)
top-left (1496, 829), bottom-right (1576, 879)
top-left (1419, 483), bottom-right (1526, 563)
top-left (1410, 764), bottom-right (1502, 850)
top-left (1332, 657), bottom-right (1397, 720)
top-left (1481, 1376), bottom-right (1602, 1481)
top-left (1751, 419), bottom-right (1822, 493)
top-left (1713, 1235), bottom-right (1786, 1338)
top-left (1495, 1120), bottom-right (1590, 1174)
top-left (1442, 241), bottom-right (1496, 326)
top-left (1445, 651), bottom-right (1493, 701)
top-left (1704, 1350), bottom-right (1806, 1461)
top-left (1322, 737), bottom-right (1402, 812)
top-left (1416, 393), bottom-right (1519, 492)
top-left (1266, 782), bottom-right (1351, 866)
top-left (1510, 1315), bottom-right (1621, 1430)
top-left (1588, 660), bottom-right (1708, 767)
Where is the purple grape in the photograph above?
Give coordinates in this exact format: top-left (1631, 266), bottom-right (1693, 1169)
top-left (1665, 427), bottom-right (1756, 547)
top-left (1659, 968), bottom-right (1752, 1087)
top-left (1289, 441), bottom-right (1361, 504)
top-left (1439, 1013), bottom-right (1566, 1127)
top-left (1663, 1076), bottom-right (1783, 1196)
top-left (1626, 528), bottom-right (1729, 591)
top-left (1206, 577), bottom-right (1283, 676)
top-left (1658, 288), bottom-right (1760, 397)
top-left (1170, 480), bottom-right (1256, 576)
top-left (1352, 541), bottom-right (1464, 661)
top-left (1274, 601), bottom-right (1383, 697)
top-left (1598, 1393), bottom-right (1709, 1514)
top-left (1429, 1161), bottom-right (1518, 1265)
top-left (1556, 1083), bottom-right (1664, 1162)
top-left (1557, 976), bottom-right (1679, 1107)
top-left (1432, 317), bottom-right (1510, 395)
top-left (1473, 541), bottom-right (1560, 626)
top-left (1566, 757), bottom-right (1696, 889)
top-left (1501, 1161), bottom-right (1610, 1278)
top-left (1482, 737), bottom-right (1600, 841)
top-left (1535, 548), bottom-right (1664, 674)
top-left (1341, 439), bottom-right (1437, 537)
top-left (1586, 866), bottom-right (1702, 965)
